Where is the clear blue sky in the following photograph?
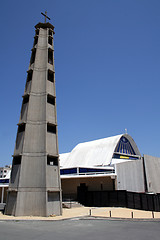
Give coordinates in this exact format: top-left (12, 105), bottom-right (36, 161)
top-left (0, 0), bottom-right (160, 166)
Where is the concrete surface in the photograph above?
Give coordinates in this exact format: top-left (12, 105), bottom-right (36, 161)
top-left (144, 154), bottom-right (160, 193)
top-left (1, 206), bottom-right (160, 221)
top-left (116, 159), bottom-right (145, 192)
top-left (0, 218), bottom-right (160, 240)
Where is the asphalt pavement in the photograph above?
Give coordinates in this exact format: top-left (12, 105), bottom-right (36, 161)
top-left (0, 219), bottom-right (160, 240)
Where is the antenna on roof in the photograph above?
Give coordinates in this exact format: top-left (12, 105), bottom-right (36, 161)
top-left (125, 128), bottom-right (128, 134)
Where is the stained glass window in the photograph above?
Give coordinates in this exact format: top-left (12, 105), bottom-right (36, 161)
top-left (114, 137), bottom-right (136, 155)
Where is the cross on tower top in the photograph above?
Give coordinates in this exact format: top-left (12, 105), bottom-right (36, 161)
top-left (41, 11), bottom-right (51, 23)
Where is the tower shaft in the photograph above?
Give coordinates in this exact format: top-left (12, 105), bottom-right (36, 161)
top-left (5, 22), bottom-right (62, 216)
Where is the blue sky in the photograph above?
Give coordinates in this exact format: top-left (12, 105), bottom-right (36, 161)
top-left (0, 0), bottom-right (160, 166)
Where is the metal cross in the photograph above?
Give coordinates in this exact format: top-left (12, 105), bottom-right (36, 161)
top-left (41, 11), bottom-right (51, 23)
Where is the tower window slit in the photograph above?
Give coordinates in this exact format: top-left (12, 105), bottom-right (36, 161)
top-left (27, 70), bottom-right (33, 82)
top-left (36, 29), bottom-right (39, 35)
top-left (48, 70), bottom-right (54, 82)
top-left (33, 36), bottom-right (38, 46)
top-left (23, 95), bottom-right (29, 104)
top-left (48, 49), bottom-right (53, 64)
top-left (18, 124), bottom-right (26, 133)
top-left (47, 95), bottom-right (55, 105)
top-left (48, 29), bottom-right (52, 36)
top-left (13, 156), bottom-right (21, 165)
top-left (48, 36), bottom-right (53, 45)
top-left (47, 124), bottom-right (56, 134)
top-left (47, 156), bottom-right (58, 166)
top-left (30, 49), bottom-right (36, 65)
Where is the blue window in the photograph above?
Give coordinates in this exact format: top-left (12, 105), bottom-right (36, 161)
top-left (115, 137), bottom-right (136, 155)
top-left (0, 179), bottom-right (9, 184)
top-left (79, 168), bottom-right (111, 173)
top-left (60, 168), bottom-right (77, 175)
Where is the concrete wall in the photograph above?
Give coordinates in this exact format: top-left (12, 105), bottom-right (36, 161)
top-left (30, 71), bottom-right (46, 94)
top-left (5, 191), bottom-right (17, 215)
top-left (20, 102), bottom-right (29, 122)
top-left (47, 80), bottom-right (55, 96)
top-left (47, 103), bottom-right (56, 123)
top-left (46, 132), bottom-right (57, 155)
top-left (46, 165), bottom-right (60, 188)
top-left (115, 160), bottom-right (145, 192)
top-left (10, 164), bottom-right (21, 188)
top-left (16, 191), bottom-right (46, 216)
top-left (14, 132), bottom-right (25, 155)
top-left (23, 124), bottom-right (46, 153)
top-left (143, 154), bottom-right (160, 193)
top-left (25, 81), bottom-right (32, 94)
top-left (47, 192), bottom-right (61, 216)
top-left (18, 156), bottom-right (46, 188)
top-left (27, 95), bottom-right (46, 122)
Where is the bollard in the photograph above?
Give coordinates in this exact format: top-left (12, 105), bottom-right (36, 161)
top-left (109, 210), bottom-right (111, 218)
top-left (89, 209), bottom-right (92, 216)
top-left (152, 211), bottom-right (154, 219)
top-left (131, 211), bottom-right (133, 218)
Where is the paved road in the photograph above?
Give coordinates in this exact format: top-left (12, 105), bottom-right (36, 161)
top-left (0, 219), bottom-right (160, 240)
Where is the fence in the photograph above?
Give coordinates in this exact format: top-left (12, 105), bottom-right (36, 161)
top-left (77, 186), bottom-right (160, 212)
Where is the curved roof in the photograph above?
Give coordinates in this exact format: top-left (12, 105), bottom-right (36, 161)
top-left (60, 134), bottom-right (141, 169)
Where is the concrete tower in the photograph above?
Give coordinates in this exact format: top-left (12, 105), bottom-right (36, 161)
top-left (5, 17), bottom-right (62, 216)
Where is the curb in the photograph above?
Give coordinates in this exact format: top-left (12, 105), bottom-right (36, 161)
top-left (0, 215), bottom-right (160, 222)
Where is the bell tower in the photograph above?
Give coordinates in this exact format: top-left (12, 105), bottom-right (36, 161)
top-left (5, 14), bottom-right (62, 216)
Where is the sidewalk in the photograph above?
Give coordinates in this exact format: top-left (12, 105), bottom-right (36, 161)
top-left (0, 207), bottom-right (160, 221)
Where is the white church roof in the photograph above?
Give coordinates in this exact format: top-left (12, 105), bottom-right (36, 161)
top-left (60, 134), bottom-right (141, 169)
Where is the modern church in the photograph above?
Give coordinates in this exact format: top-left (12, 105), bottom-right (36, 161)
top-left (60, 134), bottom-right (160, 199)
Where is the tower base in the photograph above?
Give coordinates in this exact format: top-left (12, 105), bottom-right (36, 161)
top-left (5, 189), bottom-right (62, 217)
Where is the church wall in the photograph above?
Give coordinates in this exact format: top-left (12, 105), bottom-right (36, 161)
top-left (115, 159), bottom-right (145, 192)
top-left (143, 154), bottom-right (160, 193)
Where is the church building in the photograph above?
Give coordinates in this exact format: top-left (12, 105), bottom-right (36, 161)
top-left (60, 133), bottom-right (145, 199)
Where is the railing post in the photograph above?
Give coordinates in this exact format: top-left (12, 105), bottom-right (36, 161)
top-left (70, 196), bottom-right (72, 208)
top-left (89, 209), bottom-right (92, 216)
top-left (131, 211), bottom-right (133, 218)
